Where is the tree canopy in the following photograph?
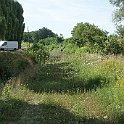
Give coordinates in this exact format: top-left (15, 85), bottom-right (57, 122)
top-left (23, 27), bottom-right (64, 44)
top-left (0, 0), bottom-right (25, 48)
top-left (110, 0), bottom-right (124, 22)
top-left (116, 25), bottom-right (124, 38)
top-left (71, 22), bottom-right (107, 47)
top-left (32, 27), bottom-right (57, 42)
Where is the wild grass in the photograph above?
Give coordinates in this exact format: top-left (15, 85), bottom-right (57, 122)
top-left (0, 52), bottom-right (124, 123)
top-left (0, 52), bottom-right (31, 83)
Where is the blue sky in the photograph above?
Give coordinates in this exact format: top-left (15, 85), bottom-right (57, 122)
top-left (18, 0), bottom-right (116, 38)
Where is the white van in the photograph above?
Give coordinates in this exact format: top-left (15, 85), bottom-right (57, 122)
top-left (0, 41), bottom-right (18, 51)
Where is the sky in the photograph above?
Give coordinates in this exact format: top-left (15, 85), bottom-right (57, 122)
top-left (18, 0), bottom-right (116, 38)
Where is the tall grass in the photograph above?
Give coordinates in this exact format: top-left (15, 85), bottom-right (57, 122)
top-left (1, 52), bottom-right (124, 123)
top-left (0, 52), bottom-right (31, 83)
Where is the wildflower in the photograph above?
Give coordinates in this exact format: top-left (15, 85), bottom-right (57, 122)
top-left (103, 115), bottom-right (108, 119)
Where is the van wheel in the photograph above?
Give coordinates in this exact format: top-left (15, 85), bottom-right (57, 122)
top-left (14, 48), bottom-right (16, 51)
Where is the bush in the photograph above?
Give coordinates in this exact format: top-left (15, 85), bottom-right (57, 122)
top-left (0, 52), bottom-right (30, 82)
top-left (103, 35), bottom-right (124, 54)
top-left (63, 43), bottom-right (78, 54)
top-left (25, 43), bottom-right (49, 64)
top-left (75, 46), bottom-right (91, 54)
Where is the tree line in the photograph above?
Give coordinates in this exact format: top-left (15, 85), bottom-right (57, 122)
top-left (0, 0), bottom-right (124, 50)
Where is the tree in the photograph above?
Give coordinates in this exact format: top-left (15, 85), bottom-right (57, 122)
top-left (23, 32), bottom-right (34, 42)
top-left (33, 27), bottom-right (57, 42)
top-left (110, 0), bottom-right (124, 54)
top-left (104, 34), bottom-right (124, 54)
top-left (71, 22), bottom-right (107, 49)
top-left (109, 0), bottom-right (124, 22)
top-left (0, 17), bottom-right (6, 40)
top-left (116, 25), bottom-right (124, 38)
top-left (0, 0), bottom-right (25, 48)
top-left (23, 27), bottom-right (63, 44)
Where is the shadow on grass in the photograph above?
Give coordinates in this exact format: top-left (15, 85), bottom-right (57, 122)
top-left (0, 99), bottom-right (111, 124)
top-left (25, 62), bottom-right (108, 94)
top-left (85, 76), bottom-right (109, 91)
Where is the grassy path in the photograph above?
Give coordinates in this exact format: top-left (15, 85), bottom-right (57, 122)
top-left (1, 53), bottom-right (124, 123)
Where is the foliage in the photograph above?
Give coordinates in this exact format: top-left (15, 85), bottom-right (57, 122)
top-left (39, 37), bottom-right (58, 45)
top-left (75, 46), bottom-right (91, 54)
top-left (116, 25), bottom-right (124, 38)
top-left (109, 0), bottom-right (124, 22)
top-left (25, 43), bottom-right (49, 64)
top-left (67, 22), bottom-right (124, 54)
top-left (23, 32), bottom-right (34, 43)
top-left (71, 22), bottom-right (107, 48)
top-left (104, 35), bottom-right (124, 54)
top-left (0, 98), bottom-right (27, 122)
top-left (23, 28), bottom-right (64, 45)
top-left (1, 53), bottom-right (124, 123)
top-left (32, 27), bottom-right (57, 42)
top-left (0, 0), bottom-right (25, 48)
top-left (62, 42), bottom-right (78, 54)
top-left (23, 53), bottom-right (124, 93)
top-left (0, 52), bottom-right (29, 82)
top-left (0, 17), bottom-right (6, 40)
top-left (1, 40), bottom-right (124, 123)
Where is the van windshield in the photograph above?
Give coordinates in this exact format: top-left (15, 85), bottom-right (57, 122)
top-left (2, 42), bottom-right (7, 46)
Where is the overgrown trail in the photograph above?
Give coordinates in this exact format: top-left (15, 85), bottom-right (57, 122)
top-left (1, 53), bottom-right (124, 124)
top-left (24, 62), bottom-right (85, 94)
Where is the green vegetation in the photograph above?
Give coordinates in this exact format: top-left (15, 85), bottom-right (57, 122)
top-left (23, 27), bottom-right (63, 43)
top-left (1, 0), bottom-right (124, 123)
top-left (1, 21), bottom-right (124, 123)
top-left (0, 0), bottom-right (25, 47)
top-left (0, 52), bottom-right (31, 82)
top-left (71, 22), bottom-right (107, 49)
top-left (109, 0), bottom-right (124, 22)
top-left (1, 50), bottom-right (124, 123)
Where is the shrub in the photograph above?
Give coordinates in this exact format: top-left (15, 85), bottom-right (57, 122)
top-left (63, 43), bottom-right (78, 54)
top-left (0, 52), bottom-right (29, 82)
top-left (25, 43), bottom-right (49, 64)
top-left (75, 46), bottom-right (91, 54)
